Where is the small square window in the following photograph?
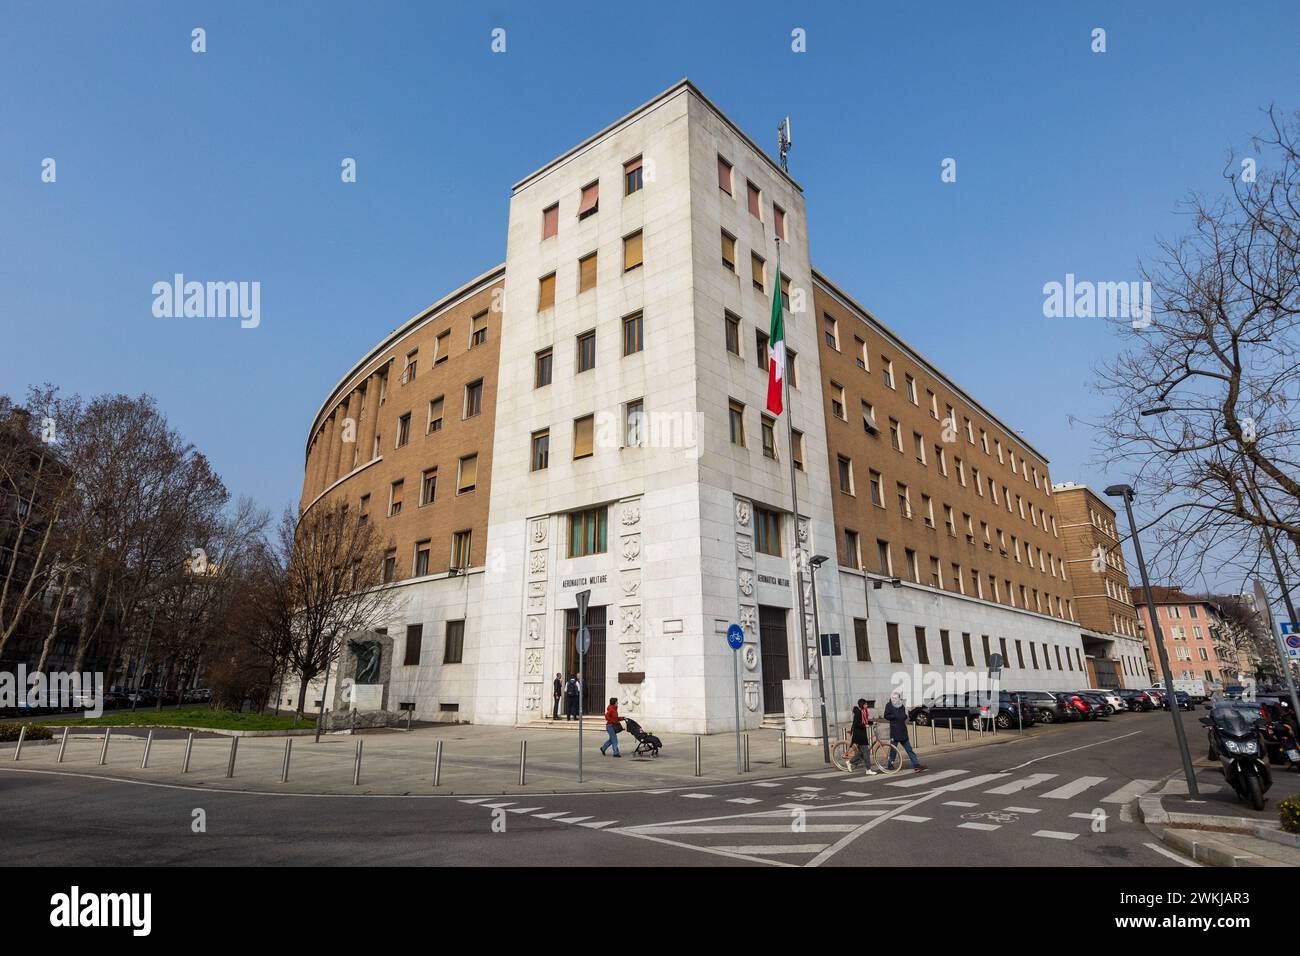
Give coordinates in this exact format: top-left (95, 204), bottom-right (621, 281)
top-left (578, 181), bottom-right (599, 220)
top-left (531, 429), bottom-right (550, 472)
top-left (623, 230), bottom-right (643, 272)
top-left (622, 311), bottom-right (644, 356)
top-left (623, 156), bottom-right (643, 195)
top-left (542, 203), bottom-right (558, 240)
top-left (576, 330), bottom-right (596, 373)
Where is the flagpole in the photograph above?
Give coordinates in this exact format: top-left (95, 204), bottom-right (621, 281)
top-left (777, 237), bottom-right (810, 684)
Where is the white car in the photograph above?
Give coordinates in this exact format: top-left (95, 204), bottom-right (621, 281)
top-left (1086, 689), bottom-right (1125, 712)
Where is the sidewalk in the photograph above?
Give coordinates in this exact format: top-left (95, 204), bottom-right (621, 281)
top-left (3, 718), bottom-right (1048, 796)
top-left (1138, 757), bottom-right (1300, 866)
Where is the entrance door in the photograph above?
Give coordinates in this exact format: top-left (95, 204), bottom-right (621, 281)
top-left (758, 605), bottom-right (789, 714)
top-left (564, 606), bottom-right (606, 716)
top-left (1093, 657), bottom-right (1119, 688)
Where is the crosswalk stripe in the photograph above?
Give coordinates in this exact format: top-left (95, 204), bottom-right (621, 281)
top-left (984, 772), bottom-right (1057, 795)
top-left (794, 786), bottom-right (824, 792)
top-left (459, 798), bottom-right (489, 804)
top-left (943, 800), bottom-right (979, 808)
top-left (1033, 830), bottom-right (1080, 841)
top-left (642, 824), bottom-right (858, 834)
top-left (481, 802), bottom-right (516, 809)
top-left (579, 820), bottom-right (617, 829)
top-left (1040, 776), bottom-right (1108, 800)
top-left (713, 844), bottom-right (830, 855)
top-left (958, 821), bottom-right (1000, 831)
top-left (506, 807), bottom-right (545, 814)
top-left (727, 798), bottom-right (761, 805)
top-left (681, 793), bottom-right (714, 799)
top-left (936, 772), bottom-right (1008, 792)
top-left (556, 816), bottom-right (592, 824)
top-left (805, 771), bottom-right (848, 779)
top-left (885, 769), bottom-right (968, 788)
top-left (532, 811), bottom-right (570, 819)
top-left (1004, 806), bottom-right (1040, 814)
top-left (771, 807), bottom-right (887, 817)
top-left (1100, 779), bottom-right (1156, 804)
top-left (841, 790), bottom-right (872, 797)
top-left (753, 782), bottom-right (780, 788)
top-left (892, 815), bottom-right (931, 823)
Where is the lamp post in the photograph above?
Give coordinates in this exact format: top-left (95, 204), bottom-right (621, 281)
top-left (1106, 483), bottom-right (1199, 796)
top-left (808, 554), bottom-right (831, 764)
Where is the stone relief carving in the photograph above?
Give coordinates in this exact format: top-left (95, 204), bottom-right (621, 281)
top-left (621, 504), bottom-right (641, 527)
top-left (735, 500), bottom-right (751, 527)
top-left (525, 648), bottom-right (542, 676)
top-left (527, 616), bottom-right (542, 643)
top-left (524, 684), bottom-right (542, 711)
top-left (739, 605), bottom-right (756, 634)
top-left (743, 644), bottom-right (758, 671)
top-left (736, 535), bottom-right (753, 560)
top-left (621, 535), bottom-right (641, 562)
top-left (743, 682), bottom-right (760, 712)
top-left (620, 605), bottom-right (642, 638)
top-left (788, 696), bottom-right (810, 721)
top-left (527, 581), bottom-right (546, 610)
top-left (738, 570), bottom-right (754, 596)
top-left (621, 684), bottom-right (642, 709)
top-left (532, 520), bottom-right (547, 545)
top-left (620, 571), bottom-right (640, 597)
top-left (623, 644), bottom-right (641, 671)
top-left (528, 551), bottom-right (547, 575)
top-left (797, 517), bottom-right (810, 543)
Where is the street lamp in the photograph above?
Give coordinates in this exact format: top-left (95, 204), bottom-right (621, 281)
top-left (1105, 483), bottom-right (1199, 797)
top-left (808, 554), bottom-right (831, 764)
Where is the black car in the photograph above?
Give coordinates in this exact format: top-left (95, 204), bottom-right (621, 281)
top-left (1117, 689), bottom-right (1155, 712)
top-left (911, 692), bottom-right (1030, 731)
top-left (1018, 690), bottom-right (1073, 724)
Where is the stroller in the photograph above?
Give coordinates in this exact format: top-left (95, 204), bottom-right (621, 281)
top-left (623, 717), bottom-right (662, 758)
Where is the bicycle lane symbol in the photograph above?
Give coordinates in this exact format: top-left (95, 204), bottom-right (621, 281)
top-left (960, 809), bottom-right (1020, 825)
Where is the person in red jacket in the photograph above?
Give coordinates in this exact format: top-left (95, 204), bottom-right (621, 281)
top-left (600, 697), bottom-right (622, 758)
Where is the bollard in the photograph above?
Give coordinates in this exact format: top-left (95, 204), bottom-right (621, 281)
top-left (432, 739), bottom-right (443, 787)
top-left (931, 721), bottom-right (936, 746)
top-left (1018, 709), bottom-right (1023, 733)
top-left (519, 740), bottom-right (527, 786)
top-left (694, 736), bottom-right (701, 777)
top-left (743, 733), bottom-right (750, 773)
top-left (98, 727), bottom-right (112, 766)
top-left (949, 721), bottom-right (955, 743)
top-left (352, 738), bottom-right (363, 786)
top-left (225, 736), bottom-right (239, 778)
top-left (140, 730), bottom-right (154, 769)
top-left (964, 716), bottom-right (970, 741)
top-left (779, 731), bottom-right (788, 768)
top-left (12, 724), bottom-right (27, 761)
top-left (406, 710), bottom-right (413, 732)
top-left (281, 738), bottom-right (292, 783)
top-left (181, 732), bottom-right (194, 773)
top-left (57, 726), bottom-right (70, 763)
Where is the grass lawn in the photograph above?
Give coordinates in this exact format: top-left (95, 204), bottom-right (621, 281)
top-left (42, 707), bottom-right (316, 732)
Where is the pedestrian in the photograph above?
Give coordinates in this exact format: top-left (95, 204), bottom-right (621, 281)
top-left (552, 672), bottom-right (562, 721)
top-left (884, 690), bottom-right (925, 772)
top-left (564, 673), bottom-right (579, 720)
top-left (850, 697), bottom-right (879, 775)
top-left (600, 696), bottom-right (622, 757)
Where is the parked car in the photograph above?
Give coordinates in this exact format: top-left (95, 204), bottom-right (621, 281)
top-left (1018, 690), bottom-right (1073, 724)
top-left (911, 692), bottom-right (1030, 731)
top-left (1143, 688), bottom-right (1169, 709)
top-left (1117, 689), bottom-right (1155, 712)
top-left (1071, 691), bottom-right (1112, 716)
top-left (1170, 691), bottom-right (1192, 711)
top-left (1058, 691), bottom-right (1099, 720)
top-left (1085, 689), bottom-right (1125, 712)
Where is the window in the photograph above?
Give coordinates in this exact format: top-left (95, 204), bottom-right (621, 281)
top-left (382, 549), bottom-right (396, 583)
top-left (402, 349), bottom-right (418, 383)
top-left (448, 530), bottom-right (471, 570)
top-left (388, 480), bottom-right (404, 516)
top-left (578, 252), bottom-right (598, 293)
top-left (927, 390), bottom-right (938, 420)
top-left (568, 507), bottom-right (608, 557)
top-left (792, 430), bottom-right (804, 470)
top-left (843, 529), bottom-right (860, 567)
top-left (786, 348), bottom-right (798, 386)
top-left (876, 539), bottom-right (892, 574)
top-left (623, 311), bottom-right (644, 355)
top-left (470, 311), bottom-right (488, 348)
top-left (915, 627), bottom-right (930, 664)
top-left (853, 336), bottom-right (867, 369)
top-left (531, 429), bottom-right (550, 471)
top-left (940, 630), bottom-right (953, 666)
top-left (952, 563), bottom-right (963, 592)
top-left (464, 380), bottom-right (483, 419)
top-left (457, 454), bottom-right (477, 493)
top-left (862, 400), bottom-right (877, 433)
top-left (625, 399), bottom-right (644, 447)
top-left (755, 330), bottom-right (769, 369)
top-left (577, 330), bottom-right (597, 372)
top-left (717, 155), bottom-right (733, 194)
top-left (881, 358), bottom-right (894, 389)
top-left (434, 331), bottom-right (449, 365)
top-left (623, 155), bottom-right (643, 195)
top-left (396, 412), bottom-right (411, 447)
top-left (854, 619), bottom-right (871, 662)
top-left (897, 483), bottom-right (912, 518)
top-left (921, 494), bottom-right (934, 527)
top-left (887, 622), bottom-right (902, 663)
top-left (869, 470), bottom-right (884, 507)
top-left (413, 539), bottom-right (431, 577)
top-left (420, 467), bottom-right (437, 505)
top-left (542, 203), bottom-right (559, 240)
top-left (936, 446), bottom-right (948, 476)
top-left (751, 252), bottom-right (765, 291)
top-left (578, 181), bottom-right (599, 220)
top-left (729, 399), bottom-right (746, 446)
top-left (404, 624), bottom-right (423, 666)
top-left (444, 620), bottom-right (465, 663)
top-left (944, 505), bottom-right (956, 536)
top-left (981, 430), bottom-right (990, 454)
top-left (823, 312), bottom-right (839, 349)
top-left (779, 273), bottom-right (791, 310)
top-left (573, 415), bottom-right (594, 459)
top-left (830, 383), bottom-right (845, 419)
top-left (929, 556), bottom-right (941, 588)
top-left (534, 348), bottom-right (552, 388)
top-left (905, 374), bottom-right (917, 405)
top-left (747, 180), bottom-right (762, 219)
top-left (725, 311), bottom-right (741, 354)
top-left (358, 494), bottom-right (370, 524)
top-left (721, 230), bottom-right (737, 271)
top-left (837, 455), bottom-right (854, 494)
top-left (962, 633), bottom-right (974, 667)
top-left (981, 635), bottom-right (992, 664)
top-left (762, 416), bottom-right (777, 459)
top-left (623, 230), bottom-right (643, 272)
top-left (913, 432), bottom-right (926, 464)
top-left (773, 204), bottom-right (786, 240)
top-left (889, 418), bottom-right (902, 452)
top-left (754, 506), bottom-right (782, 556)
top-left (538, 273), bottom-right (556, 311)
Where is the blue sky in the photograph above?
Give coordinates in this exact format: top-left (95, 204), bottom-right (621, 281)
top-left (2, 2), bottom-right (1296, 590)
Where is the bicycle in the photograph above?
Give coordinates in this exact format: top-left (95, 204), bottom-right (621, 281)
top-left (830, 723), bottom-right (906, 774)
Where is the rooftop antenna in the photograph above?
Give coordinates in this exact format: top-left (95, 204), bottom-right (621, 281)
top-left (777, 115), bottom-right (792, 173)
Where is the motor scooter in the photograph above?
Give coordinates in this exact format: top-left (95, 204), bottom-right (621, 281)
top-left (1202, 706), bottom-right (1273, 810)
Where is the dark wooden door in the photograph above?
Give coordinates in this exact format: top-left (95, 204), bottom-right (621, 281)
top-left (565, 606), bottom-right (606, 716)
top-left (758, 604), bottom-right (789, 714)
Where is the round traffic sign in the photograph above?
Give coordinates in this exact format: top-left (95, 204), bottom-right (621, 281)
top-left (577, 628), bottom-right (592, 654)
top-left (1286, 634), bottom-right (1300, 650)
top-left (727, 624), bottom-right (745, 650)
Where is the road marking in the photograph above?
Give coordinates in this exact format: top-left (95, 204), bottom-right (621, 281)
top-left (578, 820), bottom-right (617, 829)
top-left (984, 772), bottom-right (1056, 795)
top-left (943, 800), bottom-right (979, 808)
top-left (936, 772), bottom-right (1009, 792)
top-left (1100, 779), bottom-right (1156, 804)
top-left (1143, 841), bottom-right (1202, 867)
top-left (841, 790), bottom-right (872, 797)
top-left (1033, 830), bottom-right (1079, 841)
top-left (794, 786), bottom-right (824, 792)
top-left (481, 802), bottom-right (516, 809)
top-left (459, 798), bottom-right (489, 804)
top-left (645, 789), bottom-right (672, 794)
top-left (1040, 776), bottom-right (1108, 800)
top-left (727, 798), bottom-right (761, 805)
top-left (556, 816), bottom-right (592, 824)
top-left (1000, 730), bottom-right (1143, 772)
top-left (885, 769), bottom-right (968, 788)
top-left (1004, 806), bottom-right (1039, 814)
top-left (506, 806), bottom-right (545, 814)
top-left (804, 771), bottom-right (847, 779)
top-left (713, 844), bottom-right (829, 855)
top-left (772, 807), bottom-right (888, 817)
top-left (532, 811), bottom-right (570, 819)
top-left (643, 824), bottom-right (859, 834)
top-left (681, 793), bottom-right (713, 799)
top-left (958, 821), bottom-right (1000, 831)
top-left (892, 814), bottom-right (931, 823)
top-left (753, 782), bottom-right (780, 788)
top-left (807, 789), bottom-right (947, 868)
top-left (608, 829), bottom-right (792, 868)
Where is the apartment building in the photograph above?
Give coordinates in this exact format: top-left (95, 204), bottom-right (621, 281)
top-left (297, 80), bottom-right (1089, 734)
top-left (1130, 586), bottom-right (1242, 688)
top-left (1051, 482), bottom-right (1148, 687)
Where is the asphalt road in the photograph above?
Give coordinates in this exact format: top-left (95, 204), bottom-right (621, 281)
top-left (0, 712), bottom-right (1229, 866)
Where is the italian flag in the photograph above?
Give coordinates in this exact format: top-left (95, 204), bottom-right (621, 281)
top-left (766, 243), bottom-right (785, 415)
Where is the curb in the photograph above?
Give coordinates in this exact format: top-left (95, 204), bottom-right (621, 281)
top-left (1157, 829), bottom-right (1269, 867)
top-left (1138, 790), bottom-right (1298, 866)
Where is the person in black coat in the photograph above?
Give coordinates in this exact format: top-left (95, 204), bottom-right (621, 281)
top-left (564, 674), bottom-right (580, 720)
top-left (849, 698), bottom-right (879, 775)
top-left (883, 691), bottom-right (926, 772)
top-left (552, 673), bottom-right (563, 720)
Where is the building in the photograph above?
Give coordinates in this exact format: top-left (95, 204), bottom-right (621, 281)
top-left (1050, 482), bottom-right (1148, 687)
top-left (1130, 586), bottom-right (1244, 689)
top-left (296, 80), bottom-right (1092, 735)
